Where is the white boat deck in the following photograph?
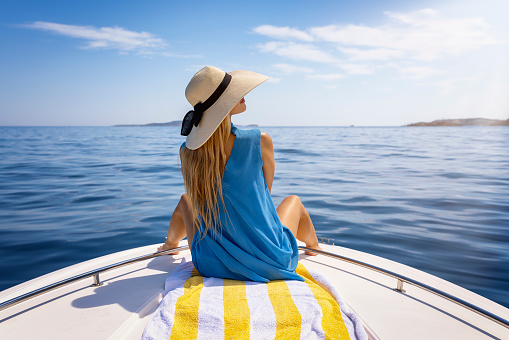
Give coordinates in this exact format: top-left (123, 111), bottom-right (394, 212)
top-left (0, 242), bottom-right (508, 339)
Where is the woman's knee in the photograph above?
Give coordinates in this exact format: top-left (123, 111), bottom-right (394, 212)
top-left (278, 195), bottom-right (303, 215)
top-left (285, 195), bottom-right (301, 205)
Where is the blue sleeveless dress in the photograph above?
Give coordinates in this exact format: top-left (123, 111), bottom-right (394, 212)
top-left (189, 124), bottom-right (302, 282)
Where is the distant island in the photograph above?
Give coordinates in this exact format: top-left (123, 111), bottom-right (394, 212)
top-left (114, 121), bottom-right (259, 127)
top-left (114, 121), bottom-right (181, 127)
top-left (406, 118), bottom-right (509, 127)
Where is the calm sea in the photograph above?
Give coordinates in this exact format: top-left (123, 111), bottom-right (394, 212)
top-left (0, 126), bottom-right (508, 308)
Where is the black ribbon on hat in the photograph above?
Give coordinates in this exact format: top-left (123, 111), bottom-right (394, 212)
top-left (181, 72), bottom-right (232, 136)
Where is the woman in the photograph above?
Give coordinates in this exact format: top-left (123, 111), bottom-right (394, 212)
top-left (158, 66), bottom-right (321, 282)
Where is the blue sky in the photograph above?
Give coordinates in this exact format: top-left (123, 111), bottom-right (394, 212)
top-left (1, 0), bottom-right (507, 126)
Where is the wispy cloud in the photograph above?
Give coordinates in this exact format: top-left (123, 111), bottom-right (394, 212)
top-left (397, 66), bottom-right (444, 79)
top-left (22, 21), bottom-right (200, 57)
top-left (258, 41), bottom-right (337, 63)
top-left (253, 25), bottom-right (313, 42)
top-left (306, 73), bottom-right (344, 81)
top-left (24, 22), bottom-right (165, 51)
top-left (311, 9), bottom-right (497, 62)
top-left (338, 47), bottom-right (405, 61)
top-left (339, 63), bottom-right (374, 75)
top-left (253, 9), bottom-right (499, 82)
top-left (272, 63), bottom-right (314, 74)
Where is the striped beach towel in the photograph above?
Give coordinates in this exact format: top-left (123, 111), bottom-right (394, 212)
top-left (142, 257), bottom-right (367, 340)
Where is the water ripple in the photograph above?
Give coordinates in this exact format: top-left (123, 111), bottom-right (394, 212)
top-left (0, 126), bottom-right (508, 309)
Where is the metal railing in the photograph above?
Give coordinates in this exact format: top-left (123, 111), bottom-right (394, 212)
top-left (300, 246), bottom-right (509, 330)
top-left (0, 245), bottom-right (190, 312)
top-left (1, 244), bottom-right (508, 331)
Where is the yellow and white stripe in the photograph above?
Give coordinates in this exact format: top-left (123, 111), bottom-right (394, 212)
top-left (245, 281), bottom-right (277, 339)
top-left (196, 276), bottom-right (225, 338)
top-left (143, 259), bottom-right (364, 340)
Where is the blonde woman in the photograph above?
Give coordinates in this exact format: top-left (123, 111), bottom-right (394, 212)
top-left (158, 66), bottom-right (321, 282)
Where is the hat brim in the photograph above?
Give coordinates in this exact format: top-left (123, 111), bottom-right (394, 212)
top-left (185, 70), bottom-right (268, 150)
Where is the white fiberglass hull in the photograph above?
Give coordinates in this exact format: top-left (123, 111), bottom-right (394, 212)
top-left (0, 241), bottom-right (508, 339)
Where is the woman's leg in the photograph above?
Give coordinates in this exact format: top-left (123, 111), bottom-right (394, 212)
top-left (277, 195), bottom-right (321, 255)
top-left (158, 193), bottom-right (196, 254)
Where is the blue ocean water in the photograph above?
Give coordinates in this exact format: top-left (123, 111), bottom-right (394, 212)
top-left (0, 126), bottom-right (508, 308)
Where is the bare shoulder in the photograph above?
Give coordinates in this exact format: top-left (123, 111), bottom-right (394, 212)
top-left (260, 131), bottom-right (273, 150)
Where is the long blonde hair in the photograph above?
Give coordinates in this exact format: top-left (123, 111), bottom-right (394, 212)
top-left (180, 115), bottom-right (231, 238)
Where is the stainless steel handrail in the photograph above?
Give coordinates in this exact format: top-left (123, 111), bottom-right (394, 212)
top-left (0, 245), bottom-right (190, 312)
top-left (1, 244), bottom-right (508, 331)
top-left (300, 246), bottom-right (509, 330)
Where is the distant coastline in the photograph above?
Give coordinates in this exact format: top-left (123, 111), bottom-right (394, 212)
top-left (113, 118), bottom-right (509, 128)
top-left (114, 121), bottom-right (181, 127)
top-left (406, 118), bottom-right (509, 127)
top-left (114, 121), bottom-right (259, 127)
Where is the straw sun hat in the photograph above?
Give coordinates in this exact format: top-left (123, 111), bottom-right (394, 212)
top-left (181, 66), bottom-right (268, 150)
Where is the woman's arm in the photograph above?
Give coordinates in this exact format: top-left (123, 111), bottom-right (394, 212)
top-left (260, 132), bottom-right (275, 192)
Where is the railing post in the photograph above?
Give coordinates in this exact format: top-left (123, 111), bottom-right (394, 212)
top-left (395, 279), bottom-right (406, 293)
top-left (92, 273), bottom-right (103, 286)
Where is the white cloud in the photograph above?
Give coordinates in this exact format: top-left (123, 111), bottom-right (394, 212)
top-left (22, 21), bottom-right (204, 58)
top-left (339, 47), bottom-right (405, 60)
top-left (385, 8), bottom-right (440, 24)
top-left (22, 21), bottom-right (201, 58)
top-left (254, 9), bottom-right (499, 73)
top-left (252, 7), bottom-right (503, 103)
top-left (272, 63), bottom-right (314, 74)
top-left (24, 22), bottom-right (165, 52)
top-left (306, 73), bottom-right (344, 81)
top-left (258, 41), bottom-right (337, 63)
top-left (339, 63), bottom-right (374, 75)
top-left (310, 24), bottom-right (386, 46)
top-left (310, 9), bottom-right (498, 62)
top-left (253, 25), bottom-right (313, 41)
top-left (398, 66), bottom-right (444, 79)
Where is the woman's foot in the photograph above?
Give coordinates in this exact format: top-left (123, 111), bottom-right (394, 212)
top-left (304, 244), bottom-right (322, 256)
top-left (157, 240), bottom-right (181, 255)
